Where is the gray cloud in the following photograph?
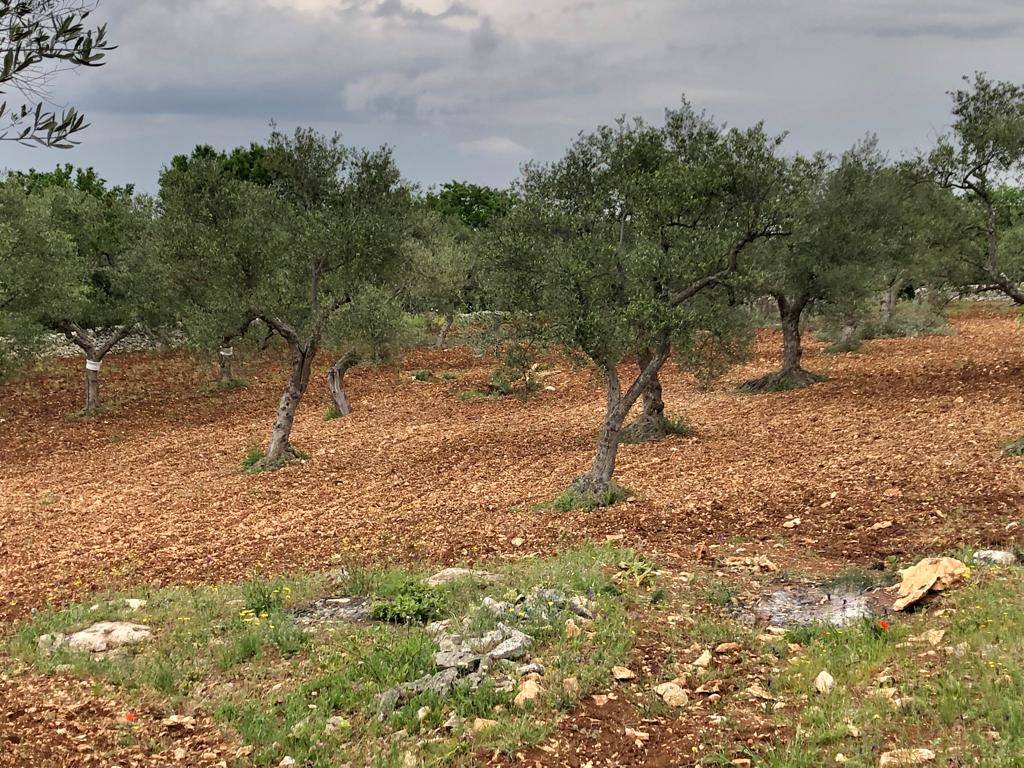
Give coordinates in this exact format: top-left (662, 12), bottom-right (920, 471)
top-left (2, 0), bottom-right (1023, 192)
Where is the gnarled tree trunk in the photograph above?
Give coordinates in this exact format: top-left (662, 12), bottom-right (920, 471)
top-left (261, 340), bottom-right (317, 467)
top-left (621, 347), bottom-right (675, 443)
top-left (568, 348), bottom-right (670, 501)
top-left (61, 324), bottom-right (131, 415)
top-left (327, 350), bottom-right (360, 417)
top-left (741, 294), bottom-right (819, 392)
top-left (879, 280), bottom-right (902, 324)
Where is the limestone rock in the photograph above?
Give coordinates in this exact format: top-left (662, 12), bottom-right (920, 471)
top-left (38, 621), bottom-right (152, 655)
top-left (879, 748), bottom-right (936, 767)
top-left (973, 550), bottom-right (1017, 566)
top-left (814, 670), bottom-right (836, 695)
top-left (425, 568), bottom-right (498, 587)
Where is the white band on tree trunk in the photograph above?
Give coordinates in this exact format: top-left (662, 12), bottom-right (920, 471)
top-left (85, 359), bottom-right (101, 372)
top-left (220, 347), bottom-right (234, 356)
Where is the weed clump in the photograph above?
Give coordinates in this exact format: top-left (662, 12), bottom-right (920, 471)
top-left (551, 483), bottom-right (630, 512)
top-left (370, 579), bottom-right (446, 624)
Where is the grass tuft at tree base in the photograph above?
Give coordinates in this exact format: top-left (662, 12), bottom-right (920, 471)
top-left (550, 482), bottom-right (631, 512)
top-left (1003, 436), bottom-right (1024, 456)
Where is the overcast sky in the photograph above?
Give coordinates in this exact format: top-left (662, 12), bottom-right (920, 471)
top-left (2, 0), bottom-right (1024, 192)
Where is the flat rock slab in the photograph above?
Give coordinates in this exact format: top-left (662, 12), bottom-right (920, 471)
top-left (38, 621), bottom-right (152, 654)
top-left (973, 550), bottom-right (1018, 566)
top-left (751, 586), bottom-right (875, 628)
top-left (425, 568), bottom-right (499, 587)
top-left (293, 596), bottom-right (373, 626)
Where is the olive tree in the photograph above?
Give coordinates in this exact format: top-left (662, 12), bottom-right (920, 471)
top-left (0, 166), bottom-right (148, 412)
top-left (154, 148), bottom-right (286, 385)
top-left (489, 103), bottom-right (789, 501)
top-left (164, 127), bottom-right (413, 468)
top-left (417, 181), bottom-right (515, 345)
top-left (1, 0), bottom-right (114, 146)
top-left (738, 141), bottom-right (904, 390)
top-left (930, 73), bottom-right (1024, 303)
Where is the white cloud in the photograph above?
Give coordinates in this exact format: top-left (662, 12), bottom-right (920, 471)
top-left (459, 136), bottom-right (531, 156)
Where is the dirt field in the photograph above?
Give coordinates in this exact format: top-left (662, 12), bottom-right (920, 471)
top-left (2, 306), bottom-right (1023, 766)
top-left (2, 306), bottom-right (1023, 624)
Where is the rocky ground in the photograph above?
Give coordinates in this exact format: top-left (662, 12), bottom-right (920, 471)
top-left (2, 304), bottom-right (1023, 765)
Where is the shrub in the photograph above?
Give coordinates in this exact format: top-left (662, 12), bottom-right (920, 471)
top-left (370, 580), bottom-right (445, 624)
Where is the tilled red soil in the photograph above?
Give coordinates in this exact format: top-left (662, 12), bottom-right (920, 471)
top-left (2, 306), bottom-right (1023, 765)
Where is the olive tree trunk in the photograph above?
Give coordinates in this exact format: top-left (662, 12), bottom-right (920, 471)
top-left (437, 313), bottom-right (455, 348)
top-left (218, 346), bottom-right (235, 385)
top-left (879, 280), bottom-right (902, 324)
top-left (327, 350), bottom-right (360, 417)
top-left (568, 348), bottom-right (670, 500)
top-left (741, 294), bottom-right (819, 392)
top-left (261, 341), bottom-right (317, 467)
top-left (60, 324), bottom-right (131, 415)
top-left (620, 348), bottom-right (674, 443)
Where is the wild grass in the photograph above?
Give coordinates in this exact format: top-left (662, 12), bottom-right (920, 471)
top-left (8, 545), bottom-right (639, 768)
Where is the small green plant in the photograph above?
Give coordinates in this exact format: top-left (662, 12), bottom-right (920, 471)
top-left (458, 389), bottom-right (489, 401)
top-left (701, 579), bottom-right (735, 607)
top-left (1003, 436), bottom-right (1024, 456)
top-left (324, 405), bottom-right (343, 421)
top-left (370, 579), bottom-right (446, 624)
top-left (242, 578), bottom-right (288, 616)
top-left (412, 369), bottom-right (433, 382)
top-left (550, 483), bottom-right (630, 512)
top-left (240, 446), bottom-right (264, 471)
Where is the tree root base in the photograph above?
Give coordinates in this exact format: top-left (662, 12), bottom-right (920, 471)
top-left (552, 479), bottom-right (631, 511)
top-left (738, 367), bottom-right (825, 394)
top-left (620, 414), bottom-right (694, 444)
top-left (246, 445), bottom-right (307, 473)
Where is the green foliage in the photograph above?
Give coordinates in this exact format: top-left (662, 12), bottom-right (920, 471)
top-left (240, 446), bottom-right (265, 471)
top-left (370, 579), bottom-right (446, 624)
top-left (1003, 436), bottom-right (1024, 456)
top-left (0, 166), bottom-right (151, 380)
top-left (423, 180), bottom-right (517, 230)
top-left (411, 369), bottom-right (432, 382)
top-left (0, 2), bottom-right (115, 146)
top-left (551, 483), bottom-right (630, 512)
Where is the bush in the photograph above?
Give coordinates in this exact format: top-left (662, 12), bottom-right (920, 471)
top-left (860, 301), bottom-right (948, 339)
top-left (370, 580), bottom-right (446, 624)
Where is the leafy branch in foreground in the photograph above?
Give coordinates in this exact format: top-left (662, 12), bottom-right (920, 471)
top-left (1, 0), bottom-right (115, 147)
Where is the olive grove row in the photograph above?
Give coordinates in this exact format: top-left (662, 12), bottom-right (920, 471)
top-left (2, 73), bottom-right (1024, 502)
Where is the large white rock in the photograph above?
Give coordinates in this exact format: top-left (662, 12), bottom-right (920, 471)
top-left (973, 550), bottom-right (1018, 566)
top-left (38, 621), bottom-right (152, 654)
top-left (425, 567), bottom-right (498, 587)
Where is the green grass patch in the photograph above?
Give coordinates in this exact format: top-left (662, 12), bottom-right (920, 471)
top-left (750, 568), bottom-right (1024, 766)
top-left (549, 483), bottom-right (631, 512)
top-left (8, 545), bottom-right (640, 767)
top-left (1002, 436), bottom-right (1024, 457)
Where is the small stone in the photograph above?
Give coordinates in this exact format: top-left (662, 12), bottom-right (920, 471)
top-left (835, 755), bottom-right (848, 764)
top-left (814, 670), bottom-right (835, 695)
top-left (416, 706), bottom-right (430, 722)
top-left (517, 662), bottom-right (545, 677)
top-left (714, 642), bottom-right (741, 653)
top-left (562, 676), bottom-right (580, 696)
top-left (731, 760), bottom-right (752, 768)
top-left (973, 549), bottom-right (1017, 566)
top-left (514, 679), bottom-right (543, 707)
top-left (611, 665), bottom-right (636, 681)
top-left (278, 758), bottom-right (296, 768)
top-left (425, 568), bottom-right (498, 587)
top-left (782, 517), bottom-right (801, 529)
top-left (442, 713), bottom-right (462, 731)
top-left (691, 650), bottom-right (712, 669)
top-left (124, 599), bottom-right (147, 611)
top-left (653, 682), bottom-right (688, 707)
top-left (161, 714), bottom-right (196, 729)
top-left (44, 622), bottom-right (152, 655)
top-left (472, 717), bottom-right (498, 732)
top-left (488, 625), bottom-right (533, 661)
top-left (870, 520), bottom-right (894, 531)
top-left (878, 748), bottom-right (936, 767)
top-left (511, 537), bottom-right (525, 547)
top-left (324, 715), bottom-right (349, 735)
top-left (564, 618), bottom-right (582, 639)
